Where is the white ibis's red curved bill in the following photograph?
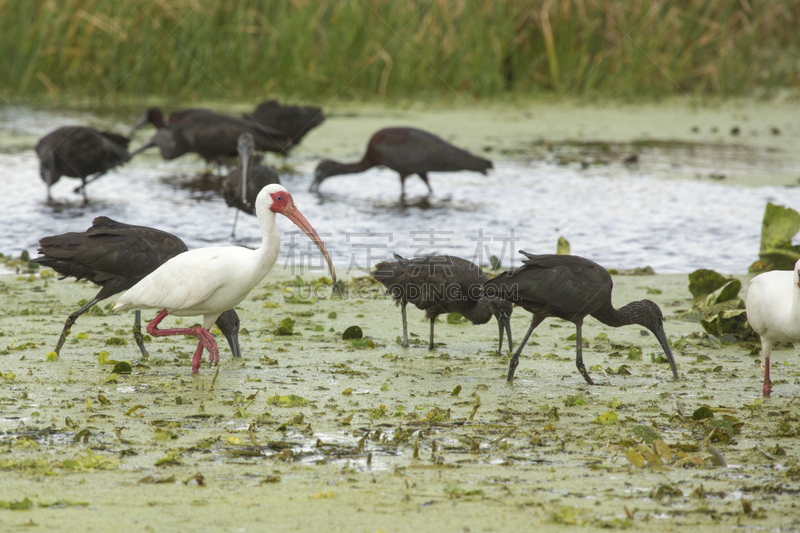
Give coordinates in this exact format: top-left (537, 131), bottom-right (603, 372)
top-left (277, 195), bottom-right (336, 283)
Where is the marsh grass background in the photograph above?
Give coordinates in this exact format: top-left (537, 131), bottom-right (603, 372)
top-left (1, 0), bottom-right (800, 105)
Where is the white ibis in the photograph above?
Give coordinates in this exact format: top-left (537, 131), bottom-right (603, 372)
top-left (113, 184), bottom-right (335, 373)
top-left (484, 252), bottom-right (678, 384)
top-left (745, 258), bottom-right (800, 396)
top-left (33, 217), bottom-right (241, 360)
top-left (373, 254), bottom-right (512, 353)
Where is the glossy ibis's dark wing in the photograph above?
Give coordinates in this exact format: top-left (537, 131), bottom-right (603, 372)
top-left (243, 100), bottom-right (325, 143)
top-left (169, 108), bottom-right (213, 123)
top-left (374, 255), bottom-right (486, 313)
top-left (35, 217), bottom-right (187, 291)
top-left (411, 129), bottom-right (492, 174)
top-left (371, 127), bottom-right (491, 175)
top-left (178, 112), bottom-right (290, 155)
top-left (37, 127), bottom-right (130, 178)
top-left (486, 254), bottom-right (612, 321)
top-left (97, 131), bottom-right (130, 150)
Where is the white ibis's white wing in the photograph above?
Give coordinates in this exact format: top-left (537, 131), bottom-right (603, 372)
top-left (114, 248), bottom-right (230, 312)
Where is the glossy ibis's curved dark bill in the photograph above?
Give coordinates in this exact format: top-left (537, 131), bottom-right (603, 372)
top-left (373, 253), bottom-right (512, 353)
top-left (484, 251), bottom-right (679, 384)
top-left (311, 127), bottom-right (492, 197)
top-left (223, 133), bottom-right (281, 238)
top-left (497, 309), bottom-right (513, 356)
top-left (32, 217), bottom-right (241, 360)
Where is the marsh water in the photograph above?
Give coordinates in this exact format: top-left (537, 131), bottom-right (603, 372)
top-left (3, 101), bottom-right (800, 531)
top-left (2, 102), bottom-right (800, 274)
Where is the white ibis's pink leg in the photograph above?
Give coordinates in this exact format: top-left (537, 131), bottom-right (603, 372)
top-left (764, 356), bottom-right (772, 396)
top-left (190, 342), bottom-right (205, 373)
top-left (196, 328), bottom-right (219, 365)
top-left (146, 309), bottom-right (219, 373)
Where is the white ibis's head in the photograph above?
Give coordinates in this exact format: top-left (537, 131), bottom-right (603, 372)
top-left (255, 184), bottom-right (336, 282)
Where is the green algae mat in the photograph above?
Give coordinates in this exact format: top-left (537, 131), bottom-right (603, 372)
top-left (0, 268), bottom-right (799, 532)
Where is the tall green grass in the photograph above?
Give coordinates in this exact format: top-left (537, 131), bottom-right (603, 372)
top-left (1, 0), bottom-right (799, 104)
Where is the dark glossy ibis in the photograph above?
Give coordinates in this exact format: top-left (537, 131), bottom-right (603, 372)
top-left (484, 252), bottom-right (678, 384)
top-left (242, 99), bottom-right (325, 147)
top-left (223, 133), bottom-right (280, 237)
top-left (745, 258), bottom-right (800, 396)
top-left (129, 107), bottom-right (209, 135)
top-left (114, 185), bottom-right (336, 373)
top-left (33, 217), bottom-right (241, 361)
top-left (35, 126), bottom-right (131, 200)
top-left (130, 108), bottom-right (292, 165)
top-left (373, 254), bottom-right (512, 353)
top-left (310, 127), bottom-right (493, 197)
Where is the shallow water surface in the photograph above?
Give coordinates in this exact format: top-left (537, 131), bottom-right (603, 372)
top-left (2, 105), bottom-right (799, 274)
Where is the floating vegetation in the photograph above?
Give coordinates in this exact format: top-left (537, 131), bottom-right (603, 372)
top-left (751, 203), bottom-right (800, 273)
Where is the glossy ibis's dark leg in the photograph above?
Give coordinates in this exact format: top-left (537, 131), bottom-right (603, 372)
top-left (497, 317), bottom-right (503, 355)
top-left (575, 322), bottom-right (594, 385)
top-left (231, 210), bottom-right (240, 238)
top-left (505, 317), bottom-right (513, 353)
top-left (54, 297), bottom-right (100, 355)
top-left (419, 173), bottom-right (432, 194)
top-left (507, 315), bottom-right (545, 382)
top-left (132, 310), bottom-right (149, 359)
top-left (428, 319), bottom-right (435, 351)
top-left (146, 309), bottom-right (219, 373)
top-left (73, 170), bottom-right (109, 194)
top-left (399, 174), bottom-right (408, 198)
top-left (762, 342), bottom-right (772, 396)
top-left (400, 300), bottom-right (409, 347)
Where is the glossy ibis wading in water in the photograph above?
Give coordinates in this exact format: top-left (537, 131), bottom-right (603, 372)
top-left (129, 108), bottom-right (293, 165)
top-left (33, 217), bottom-right (241, 360)
top-left (242, 99), bottom-right (325, 147)
top-left (373, 254), bottom-right (513, 353)
top-left (223, 133), bottom-right (280, 237)
top-left (114, 184), bottom-right (336, 373)
top-left (745, 258), bottom-right (800, 396)
top-left (484, 252), bottom-right (679, 384)
top-left (36, 126), bottom-right (131, 200)
top-left (310, 127), bottom-right (492, 197)
top-left (128, 107), bottom-right (208, 135)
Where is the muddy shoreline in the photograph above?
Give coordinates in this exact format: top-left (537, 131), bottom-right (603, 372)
top-left (0, 264), bottom-right (798, 532)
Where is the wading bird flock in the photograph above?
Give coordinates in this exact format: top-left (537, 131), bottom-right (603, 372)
top-left (31, 100), bottom-right (797, 395)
